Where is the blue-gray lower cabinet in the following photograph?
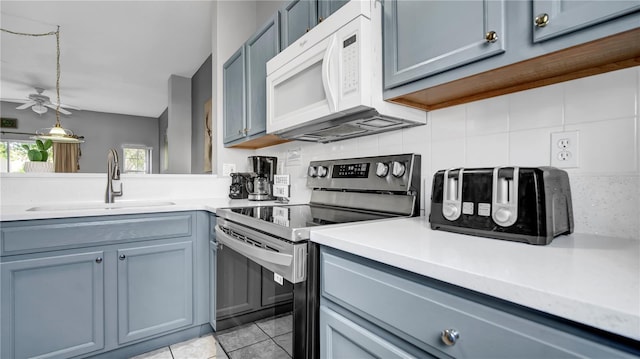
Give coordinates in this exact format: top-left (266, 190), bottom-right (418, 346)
top-left (320, 305), bottom-right (422, 359)
top-left (0, 211), bottom-right (209, 359)
top-left (117, 241), bottom-right (193, 344)
top-left (320, 246), bottom-right (638, 358)
top-left (0, 251), bottom-right (105, 359)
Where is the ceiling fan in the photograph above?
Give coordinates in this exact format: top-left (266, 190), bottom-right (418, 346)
top-left (3, 87), bottom-right (80, 115)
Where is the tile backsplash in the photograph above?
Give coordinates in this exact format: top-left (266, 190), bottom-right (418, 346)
top-left (256, 66), bottom-right (640, 240)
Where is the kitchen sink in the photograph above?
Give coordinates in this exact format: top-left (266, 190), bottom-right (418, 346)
top-left (27, 200), bottom-right (176, 212)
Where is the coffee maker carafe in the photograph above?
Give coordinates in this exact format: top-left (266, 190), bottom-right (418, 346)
top-left (247, 156), bottom-right (277, 201)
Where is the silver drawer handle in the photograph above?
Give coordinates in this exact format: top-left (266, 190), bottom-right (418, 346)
top-left (441, 329), bottom-right (459, 346)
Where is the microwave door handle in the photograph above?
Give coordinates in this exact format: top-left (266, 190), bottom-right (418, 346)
top-left (322, 34), bottom-right (337, 112)
top-left (215, 226), bottom-right (293, 267)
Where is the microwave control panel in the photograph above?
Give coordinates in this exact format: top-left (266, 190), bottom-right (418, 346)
top-left (342, 33), bottom-right (359, 94)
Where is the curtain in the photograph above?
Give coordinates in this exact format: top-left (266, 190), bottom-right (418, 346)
top-left (53, 142), bottom-right (80, 173)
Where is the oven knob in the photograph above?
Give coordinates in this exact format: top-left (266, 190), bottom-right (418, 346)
top-left (307, 166), bottom-right (318, 178)
top-left (494, 208), bottom-right (512, 224)
top-left (375, 162), bottom-right (389, 177)
top-left (317, 165), bottom-right (328, 178)
top-left (391, 161), bottom-right (406, 177)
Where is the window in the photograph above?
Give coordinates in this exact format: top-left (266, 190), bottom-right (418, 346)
top-left (0, 140), bottom-right (53, 173)
top-left (122, 145), bottom-right (152, 174)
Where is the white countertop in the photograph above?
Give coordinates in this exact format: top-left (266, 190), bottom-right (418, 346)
top-left (0, 198), bottom-right (282, 221)
top-left (311, 217), bottom-right (640, 341)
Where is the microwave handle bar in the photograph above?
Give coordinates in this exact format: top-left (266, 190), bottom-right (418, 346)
top-left (322, 34), bottom-right (337, 112)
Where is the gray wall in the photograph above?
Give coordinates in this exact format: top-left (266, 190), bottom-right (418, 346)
top-left (158, 107), bottom-right (168, 173)
top-left (191, 54), bottom-right (212, 174)
top-left (0, 101), bottom-right (160, 173)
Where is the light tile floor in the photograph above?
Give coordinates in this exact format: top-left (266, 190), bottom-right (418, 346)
top-left (131, 313), bottom-right (292, 359)
top-left (130, 334), bottom-right (227, 359)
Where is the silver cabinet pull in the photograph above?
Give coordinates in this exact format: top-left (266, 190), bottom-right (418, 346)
top-left (535, 13), bottom-right (549, 27)
top-left (119, 254), bottom-right (126, 260)
top-left (441, 329), bottom-right (460, 346)
top-left (485, 31), bottom-right (498, 43)
top-left (95, 257), bottom-right (103, 263)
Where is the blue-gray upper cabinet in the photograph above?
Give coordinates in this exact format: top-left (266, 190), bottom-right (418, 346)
top-left (246, 15), bottom-right (280, 138)
top-left (317, 0), bottom-right (349, 23)
top-left (532, 0), bottom-right (640, 42)
top-left (383, 0), bottom-right (506, 89)
top-left (0, 251), bottom-right (105, 359)
top-left (280, 0), bottom-right (318, 49)
top-left (117, 241), bottom-right (193, 344)
top-left (223, 46), bottom-right (246, 144)
top-left (224, 15), bottom-right (288, 149)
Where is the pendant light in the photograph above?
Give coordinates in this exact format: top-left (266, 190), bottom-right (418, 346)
top-left (1, 26), bottom-right (84, 143)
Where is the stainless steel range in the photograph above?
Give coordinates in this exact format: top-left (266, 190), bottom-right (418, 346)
top-left (215, 153), bottom-right (421, 359)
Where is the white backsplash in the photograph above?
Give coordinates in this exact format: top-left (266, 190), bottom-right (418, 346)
top-left (255, 66), bottom-right (640, 240)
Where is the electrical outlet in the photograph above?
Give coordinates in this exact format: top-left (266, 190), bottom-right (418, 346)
top-left (222, 163), bottom-right (236, 176)
top-left (551, 131), bottom-right (579, 168)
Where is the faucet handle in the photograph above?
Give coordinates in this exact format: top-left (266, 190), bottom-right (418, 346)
top-left (114, 182), bottom-right (123, 197)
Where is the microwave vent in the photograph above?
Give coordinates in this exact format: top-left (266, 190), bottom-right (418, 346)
top-left (358, 118), bottom-right (402, 128)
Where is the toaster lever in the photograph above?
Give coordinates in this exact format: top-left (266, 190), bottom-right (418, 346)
top-left (491, 167), bottom-right (519, 227)
top-left (442, 169), bottom-right (463, 221)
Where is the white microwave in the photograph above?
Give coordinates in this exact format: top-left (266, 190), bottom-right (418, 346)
top-left (266, 0), bottom-right (425, 143)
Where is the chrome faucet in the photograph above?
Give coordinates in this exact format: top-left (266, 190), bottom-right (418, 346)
top-left (106, 148), bottom-right (123, 203)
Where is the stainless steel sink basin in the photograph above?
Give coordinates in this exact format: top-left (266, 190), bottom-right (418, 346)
top-left (27, 200), bottom-right (176, 212)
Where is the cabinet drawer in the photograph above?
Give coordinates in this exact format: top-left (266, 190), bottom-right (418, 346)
top-left (1, 213), bottom-right (193, 256)
top-left (321, 248), bottom-right (634, 358)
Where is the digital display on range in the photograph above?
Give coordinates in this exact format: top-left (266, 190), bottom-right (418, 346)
top-left (332, 163), bottom-right (369, 178)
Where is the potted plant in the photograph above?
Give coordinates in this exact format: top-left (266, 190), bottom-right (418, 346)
top-left (22, 139), bottom-right (54, 173)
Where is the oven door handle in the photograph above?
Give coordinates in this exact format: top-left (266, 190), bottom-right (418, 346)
top-left (215, 226), bottom-right (293, 267)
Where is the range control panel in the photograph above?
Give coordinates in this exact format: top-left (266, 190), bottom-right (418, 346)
top-left (306, 154), bottom-right (420, 193)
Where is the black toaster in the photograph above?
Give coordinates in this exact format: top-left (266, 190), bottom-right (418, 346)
top-left (429, 167), bottom-right (573, 245)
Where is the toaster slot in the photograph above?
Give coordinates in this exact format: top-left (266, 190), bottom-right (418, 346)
top-left (491, 167), bottom-right (519, 227)
top-left (442, 169), bottom-right (463, 221)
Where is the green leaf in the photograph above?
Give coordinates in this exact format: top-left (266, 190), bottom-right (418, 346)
top-left (28, 149), bottom-right (43, 161)
top-left (40, 151), bottom-right (48, 162)
top-left (36, 139), bottom-right (45, 151)
top-left (21, 144), bottom-right (30, 151)
top-left (42, 139), bottom-right (53, 150)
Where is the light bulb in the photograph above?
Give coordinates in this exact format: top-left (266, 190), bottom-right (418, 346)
top-left (32, 104), bottom-right (47, 115)
top-left (49, 126), bottom-right (66, 136)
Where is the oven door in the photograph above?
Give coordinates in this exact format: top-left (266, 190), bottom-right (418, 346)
top-left (215, 217), bottom-right (307, 283)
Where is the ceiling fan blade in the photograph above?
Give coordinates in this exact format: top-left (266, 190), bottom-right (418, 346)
top-left (1, 98), bottom-right (30, 104)
top-left (45, 103), bottom-right (72, 115)
top-left (16, 101), bottom-right (36, 110)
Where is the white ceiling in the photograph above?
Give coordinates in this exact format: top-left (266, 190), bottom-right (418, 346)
top-left (0, 1), bottom-right (213, 118)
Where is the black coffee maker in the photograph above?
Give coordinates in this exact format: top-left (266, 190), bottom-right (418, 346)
top-left (247, 156), bottom-right (277, 201)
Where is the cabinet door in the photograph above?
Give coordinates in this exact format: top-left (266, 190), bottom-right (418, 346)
top-left (216, 245), bottom-right (260, 319)
top-left (117, 241), bottom-right (193, 344)
top-left (261, 267), bottom-right (293, 307)
top-left (223, 46), bottom-right (246, 144)
top-left (1, 252), bottom-right (105, 359)
top-left (317, 0), bottom-right (348, 22)
top-left (246, 15), bottom-right (280, 137)
top-left (280, 0), bottom-right (318, 49)
top-left (383, 0), bottom-right (506, 89)
top-left (532, 0), bottom-right (640, 42)
top-left (320, 305), bottom-right (421, 359)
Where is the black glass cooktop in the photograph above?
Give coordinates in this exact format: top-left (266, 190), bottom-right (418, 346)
top-left (227, 204), bottom-right (396, 229)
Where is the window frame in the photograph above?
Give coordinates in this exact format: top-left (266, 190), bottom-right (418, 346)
top-left (121, 144), bottom-right (153, 174)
